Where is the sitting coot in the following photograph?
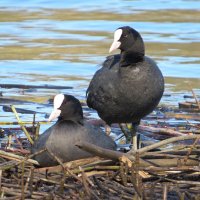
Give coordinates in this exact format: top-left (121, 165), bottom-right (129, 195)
top-left (32, 94), bottom-right (116, 167)
top-left (86, 26), bottom-right (164, 148)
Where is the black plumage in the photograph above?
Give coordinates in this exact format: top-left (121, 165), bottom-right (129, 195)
top-left (87, 26), bottom-right (164, 126)
top-left (32, 94), bottom-right (116, 167)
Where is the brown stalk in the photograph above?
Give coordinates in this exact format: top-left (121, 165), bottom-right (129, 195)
top-left (163, 184), bottom-right (168, 200)
top-left (131, 135), bottom-right (200, 155)
top-left (191, 89), bottom-right (200, 110)
top-left (21, 161), bottom-right (25, 200)
top-left (183, 137), bottom-right (200, 164)
top-left (10, 105), bottom-right (34, 144)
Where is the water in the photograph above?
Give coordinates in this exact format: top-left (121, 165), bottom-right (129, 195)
top-left (0, 0), bottom-right (200, 133)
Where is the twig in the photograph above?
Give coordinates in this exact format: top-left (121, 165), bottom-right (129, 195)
top-left (143, 149), bottom-right (200, 156)
top-left (0, 121), bottom-right (48, 125)
top-left (191, 89), bottom-right (200, 110)
top-left (46, 147), bottom-right (82, 195)
top-left (120, 161), bottom-right (128, 186)
top-left (34, 122), bottom-right (40, 141)
top-left (13, 134), bottom-right (24, 150)
top-left (142, 158), bottom-right (198, 167)
top-left (29, 167), bottom-right (34, 197)
top-left (76, 141), bottom-right (153, 166)
top-left (6, 134), bottom-right (12, 149)
top-left (142, 165), bottom-right (200, 172)
top-left (10, 105), bottom-right (34, 144)
top-left (32, 113), bottom-right (36, 134)
top-left (45, 148), bottom-right (67, 193)
top-left (129, 135), bottom-right (200, 155)
top-left (0, 187), bottom-right (4, 199)
top-left (21, 161), bottom-right (25, 200)
top-left (0, 148), bottom-right (46, 171)
top-left (183, 137), bottom-right (200, 164)
top-left (138, 125), bottom-right (185, 136)
top-left (164, 178), bottom-right (200, 186)
top-left (39, 178), bottom-right (76, 189)
top-left (0, 150), bottom-right (39, 166)
top-left (34, 157), bottom-right (102, 173)
top-left (79, 166), bottom-right (100, 200)
top-left (93, 176), bottom-right (109, 198)
top-left (163, 184), bottom-right (167, 200)
top-left (45, 148), bottom-right (100, 199)
top-left (24, 167), bottom-right (32, 192)
top-left (2, 186), bottom-right (49, 199)
top-left (130, 161), bottom-right (143, 199)
top-left (76, 141), bottom-right (123, 160)
top-left (103, 178), bottom-right (135, 199)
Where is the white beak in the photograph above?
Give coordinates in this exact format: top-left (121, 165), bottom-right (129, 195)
top-left (109, 41), bottom-right (121, 53)
top-left (109, 28), bottom-right (122, 53)
top-left (48, 109), bottom-right (61, 122)
top-left (48, 93), bottom-right (64, 121)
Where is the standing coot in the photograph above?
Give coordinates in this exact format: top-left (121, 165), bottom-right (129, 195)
top-left (86, 26), bottom-right (164, 148)
top-left (32, 94), bottom-right (116, 167)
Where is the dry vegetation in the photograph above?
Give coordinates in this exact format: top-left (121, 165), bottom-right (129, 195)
top-left (0, 85), bottom-right (199, 200)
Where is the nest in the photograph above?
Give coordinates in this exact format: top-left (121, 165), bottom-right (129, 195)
top-left (0, 87), bottom-right (200, 199)
top-left (0, 131), bottom-right (199, 200)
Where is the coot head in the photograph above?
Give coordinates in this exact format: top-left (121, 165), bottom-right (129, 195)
top-left (49, 94), bottom-right (83, 124)
top-left (109, 26), bottom-right (145, 63)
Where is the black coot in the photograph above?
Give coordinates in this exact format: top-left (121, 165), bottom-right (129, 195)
top-left (86, 26), bottom-right (164, 147)
top-left (32, 94), bottom-right (116, 167)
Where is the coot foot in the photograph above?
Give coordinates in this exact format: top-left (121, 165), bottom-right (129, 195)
top-left (119, 123), bottom-right (130, 141)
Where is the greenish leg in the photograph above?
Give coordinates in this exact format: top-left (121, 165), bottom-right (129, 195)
top-left (130, 124), bottom-right (137, 151)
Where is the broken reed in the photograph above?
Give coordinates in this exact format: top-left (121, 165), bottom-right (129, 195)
top-left (1, 151), bottom-right (199, 199)
top-left (3, 105), bottom-right (49, 145)
top-left (0, 136), bottom-right (199, 199)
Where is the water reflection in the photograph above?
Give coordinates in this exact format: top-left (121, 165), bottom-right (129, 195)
top-left (1, 0), bottom-right (200, 11)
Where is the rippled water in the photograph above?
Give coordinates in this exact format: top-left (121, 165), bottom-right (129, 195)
top-left (0, 0), bottom-right (200, 131)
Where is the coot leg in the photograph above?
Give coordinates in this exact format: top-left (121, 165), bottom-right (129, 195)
top-left (119, 123), bottom-right (130, 142)
top-left (130, 124), bottom-right (137, 150)
top-left (131, 122), bottom-right (140, 150)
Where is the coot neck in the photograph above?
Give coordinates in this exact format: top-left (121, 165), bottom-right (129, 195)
top-left (120, 50), bottom-right (144, 67)
top-left (119, 35), bottom-right (145, 67)
top-left (57, 115), bottom-right (84, 125)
